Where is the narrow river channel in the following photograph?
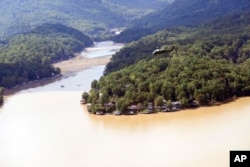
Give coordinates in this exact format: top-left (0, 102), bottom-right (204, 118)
top-left (0, 41), bottom-right (250, 167)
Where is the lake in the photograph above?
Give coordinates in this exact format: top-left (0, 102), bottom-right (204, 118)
top-left (0, 41), bottom-right (250, 167)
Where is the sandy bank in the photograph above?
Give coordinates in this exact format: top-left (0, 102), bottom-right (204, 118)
top-left (53, 55), bottom-right (111, 75)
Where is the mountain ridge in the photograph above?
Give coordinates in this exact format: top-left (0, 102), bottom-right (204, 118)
top-left (107, 11), bottom-right (250, 73)
top-left (136, 0), bottom-right (250, 28)
top-left (114, 0), bottom-right (250, 42)
top-left (0, 0), bottom-right (171, 39)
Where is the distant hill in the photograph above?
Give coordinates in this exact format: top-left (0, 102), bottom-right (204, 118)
top-left (136, 0), bottom-right (250, 28)
top-left (0, 0), bottom-right (171, 39)
top-left (28, 23), bottom-right (93, 47)
top-left (114, 0), bottom-right (250, 42)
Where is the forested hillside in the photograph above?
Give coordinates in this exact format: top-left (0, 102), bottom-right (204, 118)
top-left (114, 0), bottom-right (250, 43)
top-left (108, 12), bottom-right (250, 73)
top-left (83, 12), bottom-right (250, 114)
top-left (0, 24), bottom-right (93, 93)
top-left (0, 0), bottom-right (170, 39)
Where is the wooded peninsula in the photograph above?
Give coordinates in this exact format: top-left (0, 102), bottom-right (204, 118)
top-left (82, 13), bottom-right (250, 115)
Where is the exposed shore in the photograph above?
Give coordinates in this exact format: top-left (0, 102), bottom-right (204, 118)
top-left (3, 55), bottom-right (111, 96)
top-left (53, 54), bottom-right (111, 75)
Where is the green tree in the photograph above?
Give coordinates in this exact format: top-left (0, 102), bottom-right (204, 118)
top-left (116, 98), bottom-right (129, 113)
top-left (166, 100), bottom-right (172, 109)
top-left (91, 79), bottom-right (99, 90)
top-left (154, 96), bottom-right (164, 107)
top-left (82, 91), bottom-right (89, 101)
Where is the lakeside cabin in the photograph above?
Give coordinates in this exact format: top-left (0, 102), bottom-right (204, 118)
top-left (80, 99), bottom-right (87, 104)
top-left (86, 100), bottom-right (186, 115)
top-left (171, 101), bottom-right (182, 111)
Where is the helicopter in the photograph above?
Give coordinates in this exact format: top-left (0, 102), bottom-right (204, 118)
top-left (152, 46), bottom-right (175, 56)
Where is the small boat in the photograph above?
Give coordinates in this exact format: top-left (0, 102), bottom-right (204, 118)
top-left (113, 110), bottom-right (122, 115)
top-left (95, 111), bottom-right (105, 115)
top-left (124, 110), bottom-right (136, 115)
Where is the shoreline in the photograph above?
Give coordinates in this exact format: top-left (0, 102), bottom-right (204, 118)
top-left (3, 55), bottom-right (111, 96)
top-left (85, 96), bottom-right (250, 118)
top-left (3, 75), bottom-right (62, 96)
